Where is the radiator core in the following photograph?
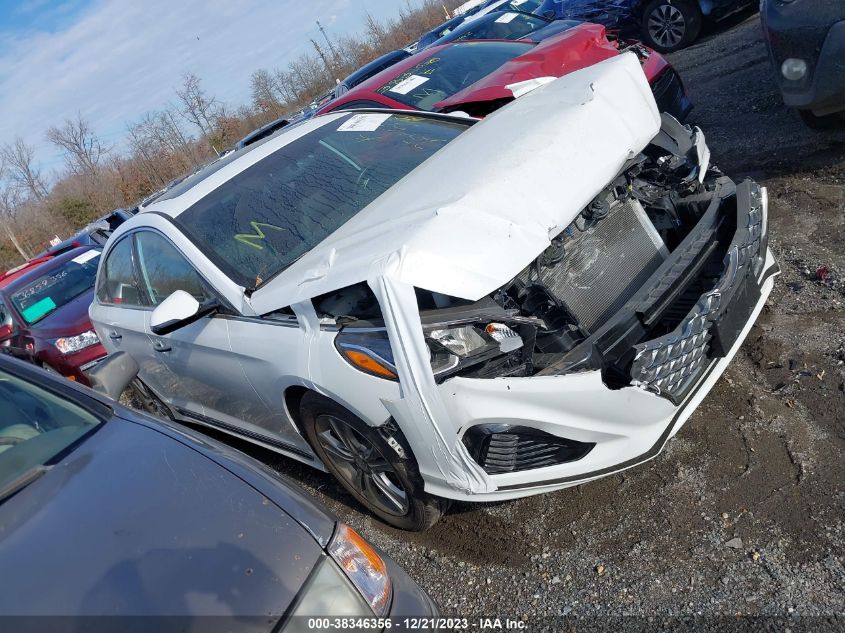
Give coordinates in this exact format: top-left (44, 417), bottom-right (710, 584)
top-left (534, 199), bottom-right (667, 333)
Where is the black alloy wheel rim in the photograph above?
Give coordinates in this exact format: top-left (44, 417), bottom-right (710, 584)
top-left (315, 414), bottom-right (410, 517)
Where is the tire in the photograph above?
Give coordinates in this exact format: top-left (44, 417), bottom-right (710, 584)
top-left (129, 378), bottom-right (174, 419)
top-left (300, 392), bottom-right (448, 531)
top-left (641, 0), bottom-right (702, 53)
top-left (798, 109), bottom-right (845, 130)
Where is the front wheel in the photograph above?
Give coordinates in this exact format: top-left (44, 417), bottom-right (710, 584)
top-left (300, 392), bottom-right (448, 531)
top-left (641, 0), bottom-right (702, 53)
top-left (129, 378), bottom-right (173, 419)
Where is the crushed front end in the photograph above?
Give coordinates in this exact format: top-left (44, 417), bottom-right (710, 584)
top-left (412, 115), bottom-right (778, 499)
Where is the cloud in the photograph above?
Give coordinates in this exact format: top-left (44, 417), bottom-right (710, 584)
top-left (0, 0), bottom-right (419, 170)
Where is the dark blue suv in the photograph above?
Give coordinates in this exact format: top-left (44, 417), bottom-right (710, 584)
top-left (525, 0), bottom-right (754, 52)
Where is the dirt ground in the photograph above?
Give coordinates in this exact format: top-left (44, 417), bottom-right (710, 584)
top-left (178, 11), bottom-right (845, 628)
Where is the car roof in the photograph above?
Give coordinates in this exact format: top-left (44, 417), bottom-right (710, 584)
top-left (0, 256), bottom-right (54, 289)
top-left (342, 49), bottom-right (410, 87)
top-left (421, 14), bottom-right (466, 39)
top-left (236, 116), bottom-right (291, 149)
top-left (0, 246), bottom-right (98, 294)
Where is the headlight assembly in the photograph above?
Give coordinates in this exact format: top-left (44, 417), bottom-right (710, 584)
top-left (54, 330), bottom-right (101, 355)
top-left (336, 321), bottom-right (524, 382)
top-left (426, 322), bottom-right (523, 379)
top-left (428, 325), bottom-right (489, 357)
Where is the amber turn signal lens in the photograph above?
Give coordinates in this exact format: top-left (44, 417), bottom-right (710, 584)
top-left (342, 349), bottom-right (398, 380)
top-left (328, 523), bottom-right (392, 615)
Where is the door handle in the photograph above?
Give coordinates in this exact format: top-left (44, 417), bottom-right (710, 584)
top-left (152, 340), bottom-right (171, 353)
top-left (108, 331), bottom-right (122, 341)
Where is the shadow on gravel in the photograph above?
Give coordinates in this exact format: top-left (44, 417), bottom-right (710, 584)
top-left (695, 5), bottom-right (760, 47)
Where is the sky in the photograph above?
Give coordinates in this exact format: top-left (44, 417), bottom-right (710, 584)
top-left (0, 0), bottom-right (426, 176)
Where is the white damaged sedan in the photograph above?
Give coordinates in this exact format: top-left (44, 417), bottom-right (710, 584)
top-left (90, 54), bottom-right (778, 530)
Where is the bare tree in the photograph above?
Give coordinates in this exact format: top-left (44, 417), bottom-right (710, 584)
top-left (175, 72), bottom-right (222, 154)
top-left (160, 105), bottom-right (206, 166)
top-left (46, 112), bottom-right (108, 177)
top-left (0, 169), bottom-right (31, 260)
top-left (272, 69), bottom-right (300, 105)
top-left (0, 137), bottom-right (48, 201)
top-left (310, 38), bottom-right (337, 79)
top-left (126, 120), bottom-right (169, 189)
top-left (364, 11), bottom-right (390, 48)
top-left (251, 69), bottom-right (284, 114)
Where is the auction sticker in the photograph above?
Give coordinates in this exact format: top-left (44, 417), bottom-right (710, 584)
top-left (388, 74), bottom-right (430, 95)
top-left (495, 12), bottom-right (518, 23)
top-left (337, 113), bottom-right (392, 132)
top-left (71, 250), bottom-right (100, 265)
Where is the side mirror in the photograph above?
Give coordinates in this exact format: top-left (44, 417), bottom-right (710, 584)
top-left (150, 290), bottom-right (215, 336)
top-left (0, 324), bottom-right (12, 339)
top-left (86, 351), bottom-right (139, 401)
top-left (543, 10), bottom-right (556, 19)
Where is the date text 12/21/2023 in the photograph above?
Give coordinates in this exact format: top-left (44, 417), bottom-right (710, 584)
top-left (305, 617), bottom-right (528, 630)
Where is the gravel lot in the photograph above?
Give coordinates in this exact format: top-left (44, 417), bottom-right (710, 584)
top-left (183, 11), bottom-right (845, 628)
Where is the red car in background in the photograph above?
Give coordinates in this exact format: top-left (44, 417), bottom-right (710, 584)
top-left (317, 23), bottom-right (690, 120)
top-left (0, 246), bottom-right (106, 384)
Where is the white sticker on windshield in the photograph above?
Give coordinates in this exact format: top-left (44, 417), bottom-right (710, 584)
top-left (496, 12), bottom-right (519, 23)
top-left (512, 0), bottom-right (529, 5)
top-left (388, 74), bottom-right (430, 95)
top-left (71, 250), bottom-right (100, 265)
top-left (337, 113), bottom-right (392, 132)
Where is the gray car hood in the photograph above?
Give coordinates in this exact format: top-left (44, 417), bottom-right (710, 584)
top-left (249, 53), bottom-right (661, 314)
top-left (0, 418), bottom-right (322, 624)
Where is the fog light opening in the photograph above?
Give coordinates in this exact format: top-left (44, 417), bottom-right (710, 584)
top-left (462, 424), bottom-right (594, 474)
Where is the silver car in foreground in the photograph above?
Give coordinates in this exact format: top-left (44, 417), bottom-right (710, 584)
top-left (91, 55), bottom-right (777, 530)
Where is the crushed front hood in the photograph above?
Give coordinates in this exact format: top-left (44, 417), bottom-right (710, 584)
top-left (250, 53), bottom-right (661, 315)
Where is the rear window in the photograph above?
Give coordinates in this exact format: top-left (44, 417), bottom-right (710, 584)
top-left (11, 251), bottom-right (100, 324)
top-left (445, 12), bottom-right (550, 43)
top-left (177, 113), bottom-right (469, 288)
top-left (376, 41), bottom-right (534, 110)
top-left (498, 0), bottom-right (542, 12)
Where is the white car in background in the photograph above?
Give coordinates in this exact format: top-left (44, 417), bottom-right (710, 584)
top-left (90, 55), bottom-right (777, 530)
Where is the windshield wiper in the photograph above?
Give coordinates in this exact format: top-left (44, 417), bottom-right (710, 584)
top-left (0, 464), bottom-right (50, 504)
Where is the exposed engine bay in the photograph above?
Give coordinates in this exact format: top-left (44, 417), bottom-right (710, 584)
top-left (316, 116), bottom-right (767, 403)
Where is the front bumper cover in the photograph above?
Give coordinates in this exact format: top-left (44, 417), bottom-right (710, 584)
top-left (427, 180), bottom-right (778, 501)
top-left (630, 181), bottom-right (768, 403)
